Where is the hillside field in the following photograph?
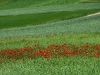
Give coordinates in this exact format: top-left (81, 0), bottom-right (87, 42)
top-left (0, 0), bottom-right (100, 75)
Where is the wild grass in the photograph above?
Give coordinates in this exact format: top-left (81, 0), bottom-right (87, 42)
top-left (0, 56), bottom-right (100, 75)
top-left (0, 33), bottom-right (100, 50)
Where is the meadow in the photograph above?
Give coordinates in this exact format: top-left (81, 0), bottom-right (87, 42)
top-left (0, 0), bottom-right (100, 75)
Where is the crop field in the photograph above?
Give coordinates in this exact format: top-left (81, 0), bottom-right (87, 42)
top-left (0, 0), bottom-right (100, 75)
top-left (0, 14), bottom-right (100, 38)
top-left (0, 3), bottom-right (100, 16)
top-left (0, 9), bottom-right (100, 30)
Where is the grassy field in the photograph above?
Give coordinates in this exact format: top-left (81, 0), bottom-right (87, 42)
top-left (0, 33), bottom-right (100, 49)
top-left (0, 14), bottom-right (100, 38)
top-left (0, 0), bottom-right (83, 9)
top-left (0, 3), bottom-right (100, 16)
top-left (0, 9), bottom-right (100, 30)
top-left (0, 56), bottom-right (100, 75)
top-left (0, 0), bottom-right (100, 75)
top-left (0, 0), bottom-right (100, 10)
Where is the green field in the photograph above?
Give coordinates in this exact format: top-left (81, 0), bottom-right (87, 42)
top-left (0, 9), bottom-right (100, 30)
top-left (0, 0), bottom-right (100, 75)
top-left (0, 32), bottom-right (100, 49)
top-left (0, 56), bottom-right (100, 75)
top-left (0, 14), bottom-right (100, 38)
top-left (0, 0), bottom-right (86, 9)
top-left (0, 0), bottom-right (100, 10)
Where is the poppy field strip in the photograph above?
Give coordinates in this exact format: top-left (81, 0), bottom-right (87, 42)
top-left (0, 32), bottom-right (100, 50)
top-left (0, 42), bottom-right (100, 63)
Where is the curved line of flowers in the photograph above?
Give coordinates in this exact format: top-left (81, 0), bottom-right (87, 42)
top-left (0, 42), bottom-right (99, 62)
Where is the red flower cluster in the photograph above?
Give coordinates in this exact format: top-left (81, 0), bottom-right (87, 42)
top-left (0, 42), bottom-right (100, 62)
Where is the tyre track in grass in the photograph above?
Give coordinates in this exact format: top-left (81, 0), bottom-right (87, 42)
top-left (86, 12), bottom-right (100, 17)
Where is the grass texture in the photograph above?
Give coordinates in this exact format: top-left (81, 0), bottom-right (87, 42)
top-left (0, 56), bottom-right (100, 75)
top-left (0, 9), bottom-right (99, 30)
top-left (0, 0), bottom-right (100, 10)
top-left (0, 3), bottom-right (100, 16)
top-left (0, 14), bottom-right (100, 38)
top-left (0, 33), bottom-right (100, 49)
top-left (0, 0), bottom-right (100, 75)
top-left (0, 0), bottom-right (82, 10)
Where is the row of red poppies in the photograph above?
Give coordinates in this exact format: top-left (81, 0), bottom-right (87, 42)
top-left (0, 42), bottom-right (100, 62)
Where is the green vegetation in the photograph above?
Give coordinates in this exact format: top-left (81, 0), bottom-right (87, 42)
top-left (0, 3), bottom-right (100, 16)
top-left (0, 0), bottom-right (100, 75)
top-left (0, 0), bottom-right (100, 10)
top-left (0, 14), bottom-right (100, 38)
top-left (0, 9), bottom-right (100, 30)
top-left (0, 0), bottom-right (81, 10)
top-left (0, 56), bottom-right (100, 75)
top-left (0, 0), bottom-right (12, 5)
top-left (80, 0), bottom-right (100, 3)
top-left (0, 33), bottom-right (100, 50)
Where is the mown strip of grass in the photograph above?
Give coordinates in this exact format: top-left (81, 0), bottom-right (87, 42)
top-left (0, 0), bottom-right (80, 10)
top-left (0, 3), bottom-right (100, 16)
top-left (0, 9), bottom-right (100, 30)
top-left (0, 0), bottom-right (100, 10)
